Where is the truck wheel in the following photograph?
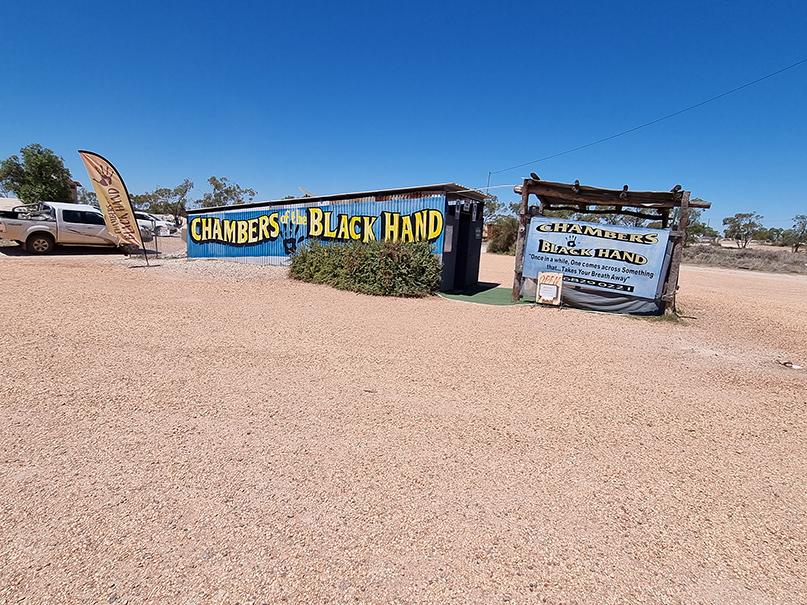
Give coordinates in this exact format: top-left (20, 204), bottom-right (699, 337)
top-left (27, 233), bottom-right (55, 254)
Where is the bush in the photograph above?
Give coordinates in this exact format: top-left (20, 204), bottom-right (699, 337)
top-left (683, 244), bottom-right (807, 274)
top-left (487, 215), bottom-right (519, 255)
top-left (288, 239), bottom-right (442, 297)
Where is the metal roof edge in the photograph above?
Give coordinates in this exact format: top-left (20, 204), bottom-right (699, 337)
top-left (187, 183), bottom-right (488, 214)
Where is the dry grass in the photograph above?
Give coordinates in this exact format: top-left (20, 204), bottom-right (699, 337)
top-left (683, 243), bottom-right (807, 273)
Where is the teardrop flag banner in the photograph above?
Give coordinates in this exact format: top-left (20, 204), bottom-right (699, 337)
top-left (78, 150), bottom-right (144, 249)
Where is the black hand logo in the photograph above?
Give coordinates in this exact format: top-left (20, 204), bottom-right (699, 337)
top-left (282, 220), bottom-right (306, 255)
top-left (93, 164), bottom-right (116, 187)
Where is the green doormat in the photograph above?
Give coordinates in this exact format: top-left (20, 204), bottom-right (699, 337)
top-left (438, 283), bottom-right (532, 306)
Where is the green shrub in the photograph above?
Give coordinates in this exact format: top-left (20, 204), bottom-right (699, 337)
top-left (486, 215), bottom-right (519, 255)
top-left (288, 239), bottom-right (442, 297)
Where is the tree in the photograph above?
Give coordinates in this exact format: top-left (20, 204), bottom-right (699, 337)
top-left (133, 179), bottom-right (194, 228)
top-left (197, 176), bottom-right (256, 208)
top-left (778, 215), bottom-right (807, 253)
top-left (686, 221), bottom-right (719, 244)
top-left (756, 227), bottom-right (783, 244)
top-left (682, 206), bottom-right (719, 245)
top-left (77, 187), bottom-right (98, 207)
top-left (487, 215), bottom-right (519, 254)
top-left (0, 143), bottom-right (73, 205)
top-left (722, 212), bottom-right (764, 248)
top-left (792, 214), bottom-right (807, 253)
top-left (482, 195), bottom-right (503, 221)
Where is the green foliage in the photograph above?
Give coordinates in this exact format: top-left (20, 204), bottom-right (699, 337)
top-left (722, 212), bottom-right (764, 248)
top-left (0, 143), bottom-right (73, 204)
top-left (775, 217), bottom-right (807, 253)
top-left (756, 227), bottom-right (783, 243)
top-left (76, 187), bottom-right (98, 206)
top-left (683, 206), bottom-right (718, 245)
top-left (686, 221), bottom-right (719, 243)
top-left (197, 176), bottom-right (256, 208)
top-left (289, 239), bottom-right (442, 297)
top-left (486, 215), bottom-right (519, 255)
top-left (787, 214), bottom-right (807, 253)
top-left (482, 195), bottom-right (503, 221)
top-left (133, 179), bottom-right (194, 228)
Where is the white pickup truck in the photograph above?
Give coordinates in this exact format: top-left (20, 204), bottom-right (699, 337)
top-left (0, 201), bottom-right (148, 254)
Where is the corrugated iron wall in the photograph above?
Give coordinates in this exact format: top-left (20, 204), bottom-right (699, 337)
top-left (187, 192), bottom-right (449, 265)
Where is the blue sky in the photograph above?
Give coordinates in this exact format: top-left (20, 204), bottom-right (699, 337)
top-left (2, 0), bottom-right (805, 228)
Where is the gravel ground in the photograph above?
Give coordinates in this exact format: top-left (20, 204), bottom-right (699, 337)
top-left (1, 238), bottom-right (805, 605)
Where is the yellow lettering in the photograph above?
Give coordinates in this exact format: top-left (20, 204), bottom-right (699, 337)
top-left (270, 212), bottom-right (280, 237)
top-left (400, 215), bottom-right (414, 243)
top-left (307, 208), bottom-right (323, 237)
top-left (223, 220), bottom-right (237, 243)
top-left (427, 210), bottom-right (443, 240)
top-left (259, 215), bottom-right (271, 240)
top-left (362, 216), bottom-right (377, 242)
top-left (383, 212), bottom-right (399, 241)
top-left (248, 218), bottom-right (259, 243)
top-left (190, 218), bottom-right (201, 241)
top-left (349, 216), bottom-right (362, 240)
top-left (212, 218), bottom-right (222, 241)
top-left (323, 212), bottom-right (337, 238)
top-left (201, 218), bottom-right (213, 241)
top-left (414, 210), bottom-right (427, 241)
top-left (237, 220), bottom-right (249, 244)
top-left (335, 214), bottom-right (350, 240)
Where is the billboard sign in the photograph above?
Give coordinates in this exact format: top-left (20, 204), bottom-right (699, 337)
top-left (187, 195), bottom-right (446, 263)
top-left (523, 217), bottom-right (670, 300)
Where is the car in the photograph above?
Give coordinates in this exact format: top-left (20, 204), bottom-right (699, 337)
top-left (0, 201), bottom-right (153, 253)
top-left (133, 211), bottom-right (175, 236)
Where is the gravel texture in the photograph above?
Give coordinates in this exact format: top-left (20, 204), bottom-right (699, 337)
top-left (1, 237), bottom-right (805, 604)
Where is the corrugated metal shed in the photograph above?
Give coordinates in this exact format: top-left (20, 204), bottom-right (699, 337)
top-left (185, 183), bottom-right (487, 291)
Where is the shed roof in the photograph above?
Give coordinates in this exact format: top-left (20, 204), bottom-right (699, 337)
top-left (187, 183), bottom-right (487, 215)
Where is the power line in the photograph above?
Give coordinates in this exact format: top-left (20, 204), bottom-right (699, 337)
top-left (490, 57), bottom-right (807, 175)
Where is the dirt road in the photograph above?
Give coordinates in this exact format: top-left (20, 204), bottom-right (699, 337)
top-left (1, 244), bottom-right (805, 604)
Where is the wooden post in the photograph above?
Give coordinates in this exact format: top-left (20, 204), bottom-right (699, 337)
top-left (510, 179), bottom-right (532, 303)
top-left (663, 190), bottom-right (690, 313)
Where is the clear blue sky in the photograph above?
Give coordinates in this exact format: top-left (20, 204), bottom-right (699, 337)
top-left (2, 0), bottom-right (806, 228)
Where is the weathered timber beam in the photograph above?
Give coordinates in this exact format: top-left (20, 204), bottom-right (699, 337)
top-left (511, 182), bottom-right (532, 303)
top-left (523, 182), bottom-right (709, 209)
top-left (663, 190), bottom-right (690, 313)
